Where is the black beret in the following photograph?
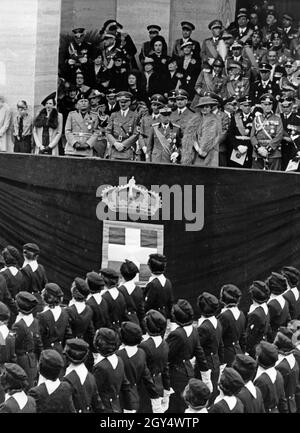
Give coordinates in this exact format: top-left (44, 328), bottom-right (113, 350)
top-left (4, 363), bottom-right (28, 389)
top-left (86, 272), bottom-right (105, 293)
top-left (172, 299), bottom-right (194, 326)
top-left (148, 254), bottom-right (167, 274)
top-left (144, 309), bottom-right (167, 336)
top-left (249, 281), bottom-right (270, 303)
top-left (23, 243), bottom-right (40, 254)
top-left (41, 92), bottom-right (56, 107)
top-left (197, 292), bottom-right (219, 317)
top-left (120, 260), bottom-right (139, 279)
top-left (274, 331), bottom-right (295, 353)
top-left (100, 268), bottom-right (119, 280)
top-left (219, 367), bottom-right (244, 395)
top-left (44, 283), bottom-right (63, 298)
top-left (220, 284), bottom-right (241, 304)
top-left (64, 338), bottom-right (89, 364)
top-left (0, 301), bottom-right (10, 321)
top-left (94, 328), bottom-right (120, 357)
top-left (72, 277), bottom-right (90, 299)
top-left (183, 378), bottom-right (210, 408)
top-left (39, 349), bottom-right (64, 380)
top-left (256, 341), bottom-right (278, 368)
top-left (266, 272), bottom-right (288, 295)
top-left (16, 291), bottom-right (38, 314)
top-left (120, 321), bottom-right (143, 346)
top-left (2, 245), bottom-right (22, 266)
top-left (232, 354), bottom-right (257, 381)
top-left (281, 266), bottom-right (300, 287)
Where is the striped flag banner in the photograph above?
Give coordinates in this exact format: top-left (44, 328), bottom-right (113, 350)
top-left (102, 220), bottom-right (164, 283)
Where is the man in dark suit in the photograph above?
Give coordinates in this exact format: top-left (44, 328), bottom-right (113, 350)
top-left (106, 88), bottom-right (120, 115)
top-left (172, 21), bottom-right (201, 61)
top-left (229, 9), bottom-right (253, 44)
top-left (280, 97), bottom-right (300, 170)
top-left (251, 62), bottom-right (281, 105)
top-left (106, 91), bottom-right (139, 160)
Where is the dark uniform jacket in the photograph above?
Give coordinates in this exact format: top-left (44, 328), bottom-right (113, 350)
top-left (224, 76), bottom-right (250, 100)
top-left (118, 282), bottom-right (145, 331)
top-left (227, 110), bottom-right (254, 168)
top-left (117, 346), bottom-right (159, 410)
top-left (280, 112), bottom-right (300, 171)
top-left (38, 306), bottom-right (72, 355)
top-left (0, 393), bottom-right (36, 413)
top-left (1, 267), bottom-right (25, 299)
top-left (208, 395), bottom-right (244, 413)
top-left (250, 111), bottom-right (283, 161)
top-left (218, 306), bottom-right (246, 366)
top-left (63, 367), bottom-right (104, 413)
top-left (251, 78), bottom-right (281, 105)
top-left (93, 354), bottom-right (133, 412)
top-left (0, 325), bottom-right (16, 403)
top-left (66, 303), bottom-right (94, 347)
top-left (177, 56), bottom-right (202, 99)
top-left (102, 288), bottom-right (129, 331)
top-left (106, 109), bottom-right (139, 160)
top-left (170, 108), bottom-right (195, 134)
top-left (237, 382), bottom-right (265, 413)
top-left (276, 353), bottom-right (299, 413)
top-left (201, 37), bottom-right (223, 65)
top-left (267, 296), bottom-right (290, 342)
top-left (245, 303), bottom-right (270, 359)
top-left (140, 71), bottom-right (164, 97)
top-left (86, 293), bottom-right (111, 330)
top-left (29, 380), bottom-right (76, 413)
top-left (21, 263), bottom-right (48, 314)
top-left (146, 121), bottom-right (182, 164)
top-left (0, 274), bottom-right (18, 318)
top-left (144, 275), bottom-right (174, 319)
top-left (283, 287), bottom-right (300, 320)
top-left (254, 367), bottom-right (288, 413)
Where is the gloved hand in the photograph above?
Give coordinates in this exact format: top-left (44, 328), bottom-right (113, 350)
top-left (257, 146), bottom-right (268, 158)
top-left (68, 58), bottom-right (76, 65)
top-left (74, 142), bottom-right (89, 151)
top-left (218, 364), bottom-right (227, 383)
top-left (151, 398), bottom-right (163, 413)
top-left (79, 57), bottom-right (87, 64)
top-left (170, 151), bottom-right (179, 163)
top-left (123, 409), bottom-right (137, 413)
top-left (200, 369), bottom-right (213, 393)
top-left (237, 145), bottom-right (248, 154)
top-left (161, 388), bottom-right (174, 412)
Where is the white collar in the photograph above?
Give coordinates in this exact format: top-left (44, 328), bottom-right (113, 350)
top-left (121, 108), bottom-right (129, 117)
top-left (198, 316), bottom-right (217, 329)
top-left (48, 305), bottom-right (62, 321)
top-left (245, 381), bottom-right (257, 399)
top-left (221, 306), bottom-right (240, 320)
top-left (94, 353), bottom-right (118, 369)
top-left (276, 353), bottom-right (296, 369)
top-left (262, 80), bottom-right (270, 85)
top-left (182, 37), bottom-right (189, 43)
top-left (214, 394), bottom-right (237, 410)
top-left (108, 287), bottom-right (119, 300)
top-left (183, 324), bottom-right (193, 337)
top-left (148, 274), bottom-right (166, 287)
top-left (185, 406), bottom-right (208, 413)
top-left (15, 312), bottom-right (34, 327)
top-left (22, 259), bottom-right (38, 272)
top-left (141, 334), bottom-right (162, 348)
top-left (268, 293), bottom-right (285, 309)
top-left (249, 302), bottom-right (268, 315)
top-left (169, 321), bottom-right (179, 332)
top-left (285, 286), bottom-right (300, 301)
top-left (1, 266), bottom-right (19, 276)
top-left (37, 375), bottom-right (60, 395)
top-left (121, 280), bottom-right (136, 295)
top-left (121, 345), bottom-right (138, 358)
top-left (65, 363), bottom-right (88, 385)
top-left (178, 107), bottom-right (187, 114)
top-left (0, 324), bottom-right (9, 340)
top-left (5, 391), bottom-right (28, 410)
top-left (87, 292), bottom-right (103, 304)
top-left (152, 113), bottom-right (160, 119)
top-left (255, 366), bottom-right (277, 383)
top-left (69, 299), bottom-right (86, 314)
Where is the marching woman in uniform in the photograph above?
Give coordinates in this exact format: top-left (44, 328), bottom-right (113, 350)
top-left (92, 328), bottom-right (134, 412)
top-left (117, 321), bottom-right (161, 412)
top-left (245, 281), bottom-right (270, 359)
top-left (281, 266), bottom-right (300, 320)
top-left (12, 292), bottom-right (43, 389)
top-left (38, 283), bottom-right (72, 356)
top-left (218, 284), bottom-right (246, 367)
top-left (265, 272), bottom-right (291, 342)
top-left (209, 367), bottom-right (245, 413)
top-left (166, 299), bottom-right (212, 413)
top-left (197, 292), bottom-right (224, 402)
top-left (0, 302), bottom-right (16, 403)
top-left (138, 309), bottom-right (171, 413)
top-left (63, 338), bottom-right (104, 413)
top-left (86, 272), bottom-right (111, 330)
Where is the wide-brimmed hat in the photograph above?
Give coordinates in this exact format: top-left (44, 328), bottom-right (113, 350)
top-left (196, 96), bottom-right (218, 108)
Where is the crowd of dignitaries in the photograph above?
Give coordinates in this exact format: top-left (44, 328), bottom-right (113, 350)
top-left (0, 241), bottom-right (300, 413)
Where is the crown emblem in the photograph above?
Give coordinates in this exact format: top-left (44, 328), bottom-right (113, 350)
top-left (101, 177), bottom-right (162, 216)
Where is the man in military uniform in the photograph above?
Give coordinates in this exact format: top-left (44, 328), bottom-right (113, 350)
top-left (280, 97), bottom-right (300, 170)
top-left (105, 88), bottom-right (119, 115)
top-left (106, 91), bottom-right (139, 161)
top-left (226, 40), bottom-right (252, 78)
top-left (172, 21), bottom-right (201, 61)
top-left (228, 95), bottom-right (254, 168)
top-left (250, 93), bottom-right (283, 170)
top-left (210, 94), bottom-right (231, 166)
top-left (167, 90), bottom-right (178, 112)
top-left (65, 28), bottom-right (93, 84)
top-left (243, 30), bottom-right (268, 81)
top-left (224, 61), bottom-right (250, 100)
top-left (230, 9), bottom-right (254, 44)
top-left (251, 62), bottom-right (281, 105)
top-left (281, 15), bottom-right (298, 50)
top-left (264, 50), bottom-right (286, 86)
top-left (262, 10), bottom-right (282, 47)
top-left (139, 25), bottom-right (166, 64)
top-left (146, 106), bottom-right (182, 163)
top-left (201, 20), bottom-right (224, 66)
top-left (65, 93), bottom-right (99, 157)
top-left (170, 89), bottom-right (195, 133)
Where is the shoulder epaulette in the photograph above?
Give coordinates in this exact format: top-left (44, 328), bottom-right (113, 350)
top-left (172, 123), bottom-right (181, 128)
top-left (152, 122), bottom-right (160, 126)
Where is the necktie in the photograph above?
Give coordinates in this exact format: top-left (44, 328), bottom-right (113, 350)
top-left (18, 116), bottom-right (23, 139)
top-left (178, 110), bottom-right (182, 115)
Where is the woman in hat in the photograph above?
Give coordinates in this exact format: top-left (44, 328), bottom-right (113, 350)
top-left (0, 302), bottom-right (16, 402)
top-left (254, 341), bottom-right (288, 412)
top-left (0, 363), bottom-right (36, 413)
top-left (38, 283), bottom-right (72, 356)
top-left (93, 327), bottom-right (134, 412)
top-left (217, 284), bottom-right (246, 367)
top-left (126, 70), bottom-right (148, 105)
top-left (197, 292), bottom-right (224, 402)
top-left (63, 338), bottom-right (103, 412)
top-left (12, 291), bottom-right (43, 388)
top-left (1, 245), bottom-right (24, 301)
top-left (166, 299), bottom-right (211, 413)
top-left (182, 378), bottom-right (211, 413)
top-left (12, 100), bottom-right (33, 154)
top-left (86, 49), bottom-right (110, 92)
top-left (138, 309), bottom-right (171, 413)
top-left (245, 281), bottom-right (270, 359)
top-left (209, 367), bottom-right (245, 413)
top-left (266, 272), bottom-right (291, 342)
top-left (140, 57), bottom-right (163, 97)
top-left (86, 272), bottom-right (110, 330)
top-left (177, 41), bottom-right (201, 100)
top-left (33, 94), bottom-right (63, 156)
top-left (29, 349), bottom-right (75, 413)
top-left (106, 51), bottom-right (130, 92)
top-left (117, 321), bottom-right (160, 412)
top-left (181, 95), bottom-right (222, 166)
top-left (281, 266), bottom-right (300, 320)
